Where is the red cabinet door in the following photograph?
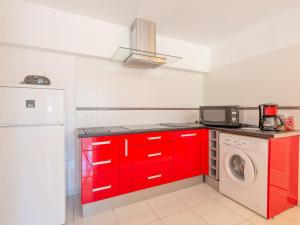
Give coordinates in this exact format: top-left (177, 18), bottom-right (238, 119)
top-left (81, 136), bottom-right (120, 204)
top-left (267, 136), bottom-right (299, 218)
top-left (173, 130), bottom-right (203, 180)
top-left (200, 129), bottom-right (209, 175)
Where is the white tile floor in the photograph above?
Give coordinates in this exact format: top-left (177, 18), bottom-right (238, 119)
top-left (65, 183), bottom-right (300, 225)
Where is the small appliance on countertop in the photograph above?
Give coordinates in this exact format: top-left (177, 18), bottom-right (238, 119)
top-left (200, 105), bottom-right (243, 128)
top-left (21, 75), bottom-right (51, 85)
top-left (259, 104), bottom-right (284, 131)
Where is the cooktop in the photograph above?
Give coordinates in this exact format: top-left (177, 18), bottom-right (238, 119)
top-left (80, 126), bottom-right (130, 135)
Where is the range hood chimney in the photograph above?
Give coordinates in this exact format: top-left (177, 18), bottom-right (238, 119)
top-left (112, 18), bottom-right (181, 68)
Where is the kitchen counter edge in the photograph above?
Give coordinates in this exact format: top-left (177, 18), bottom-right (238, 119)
top-left (77, 125), bottom-right (300, 139)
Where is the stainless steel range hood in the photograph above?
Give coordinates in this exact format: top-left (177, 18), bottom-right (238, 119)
top-left (112, 18), bottom-right (181, 68)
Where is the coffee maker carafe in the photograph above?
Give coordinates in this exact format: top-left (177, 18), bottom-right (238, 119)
top-left (259, 104), bottom-right (283, 131)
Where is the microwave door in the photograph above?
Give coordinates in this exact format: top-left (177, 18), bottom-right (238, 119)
top-left (203, 109), bottom-right (227, 123)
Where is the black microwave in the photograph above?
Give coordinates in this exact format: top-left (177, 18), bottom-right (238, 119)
top-left (199, 106), bottom-right (243, 127)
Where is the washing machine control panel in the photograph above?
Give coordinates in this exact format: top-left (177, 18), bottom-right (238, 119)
top-left (220, 134), bottom-right (267, 152)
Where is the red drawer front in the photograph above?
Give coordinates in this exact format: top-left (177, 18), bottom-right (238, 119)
top-left (81, 136), bottom-right (119, 151)
top-left (132, 161), bottom-right (173, 191)
top-left (133, 142), bottom-right (173, 164)
top-left (129, 131), bottom-right (174, 145)
top-left (83, 146), bottom-right (119, 166)
top-left (81, 171), bottom-right (119, 204)
top-left (174, 129), bottom-right (201, 138)
top-left (81, 151), bottom-right (119, 177)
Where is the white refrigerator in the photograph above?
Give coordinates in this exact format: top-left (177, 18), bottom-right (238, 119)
top-left (0, 86), bottom-right (66, 225)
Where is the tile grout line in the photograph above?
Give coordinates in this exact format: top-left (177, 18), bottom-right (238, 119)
top-left (189, 208), bottom-right (211, 225)
top-left (112, 207), bottom-right (120, 225)
top-left (170, 185), bottom-right (222, 210)
top-left (144, 200), bottom-right (164, 224)
top-left (279, 209), bottom-right (300, 225)
top-left (145, 192), bottom-right (208, 224)
top-left (72, 195), bottom-right (75, 225)
top-left (168, 188), bottom-right (212, 225)
top-left (281, 216), bottom-right (300, 225)
top-left (71, 195), bottom-right (75, 225)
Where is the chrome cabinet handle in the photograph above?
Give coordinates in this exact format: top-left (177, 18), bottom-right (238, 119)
top-left (92, 159), bottom-right (111, 166)
top-left (147, 152), bottom-right (162, 158)
top-left (148, 174), bottom-right (162, 180)
top-left (92, 185), bottom-right (112, 192)
top-left (92, 140), bottom-right (111, 146)
top-left (148, 136), bottom-right (161, 140)
top-left (181, 133), bottom-right (197, 137)
top-left (125, 139), bottom-right (128, 157)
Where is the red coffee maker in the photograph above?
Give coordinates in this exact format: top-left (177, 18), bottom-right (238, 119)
top-left (259, 104), bottom-right (283, 131)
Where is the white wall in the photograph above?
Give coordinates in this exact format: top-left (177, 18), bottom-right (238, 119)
top-left (211, 5), bottom-right (300, 69)
top-left (205, 43), bottom-right (300, 127)
top-left (0, 0), bottom-right (210, 72)
top-left (207, 4), bottom-right (300, 125)
top-left (76, 56), bottom-right (203, 127)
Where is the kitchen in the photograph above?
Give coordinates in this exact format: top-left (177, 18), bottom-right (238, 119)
top-left (1, 0), bottom-right (300, 225)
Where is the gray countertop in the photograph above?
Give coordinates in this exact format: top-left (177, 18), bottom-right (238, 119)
top-left (77, 123), bottom-right (205, 138)
top-left (210, 127), bottom-right (300, 139)
top-left (77, 123), bottom-right (300, 139)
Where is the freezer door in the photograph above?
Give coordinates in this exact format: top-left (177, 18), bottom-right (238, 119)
top-left (0, 125), bottom-right (65, 225)
top-left (0, 87), bottom-right (64, 126)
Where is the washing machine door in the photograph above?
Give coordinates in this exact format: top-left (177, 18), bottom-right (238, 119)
top-left (224, 148), bottom-right (255, 186)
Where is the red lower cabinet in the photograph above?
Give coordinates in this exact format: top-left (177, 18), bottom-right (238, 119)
top-left (173, 129), bottom-right (208, 180)
top-left (267, 136), bottom-right (299, 218)
top-left (80, 129), bottom-right (209, 204)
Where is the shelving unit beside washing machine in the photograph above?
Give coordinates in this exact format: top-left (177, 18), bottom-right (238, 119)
top-left (205, 129), bottom-right (220, 190)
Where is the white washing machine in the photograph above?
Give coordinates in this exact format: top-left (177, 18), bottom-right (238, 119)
top-left (219, 133), bottom-right (269, 218)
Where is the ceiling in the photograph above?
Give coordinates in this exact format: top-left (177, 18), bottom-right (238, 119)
top-left (24, 0), bottom-right (300, 45)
